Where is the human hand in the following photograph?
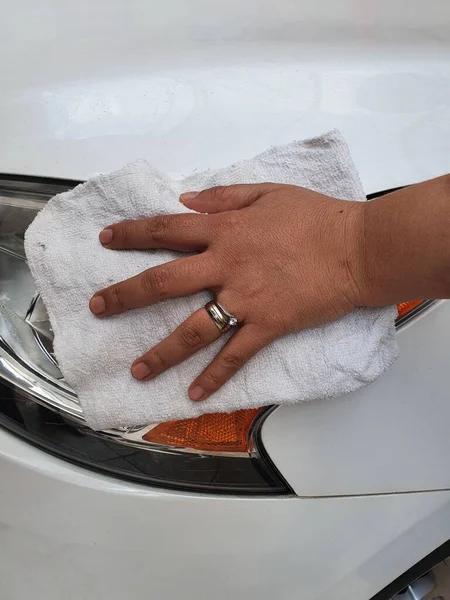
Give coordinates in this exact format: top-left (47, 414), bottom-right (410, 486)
top-left (89, 183), bottom-right (365, 401)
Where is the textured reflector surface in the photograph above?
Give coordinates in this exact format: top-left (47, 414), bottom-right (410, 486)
top-left (397, 300), bottom-right (423, 318)
top-left (143, 409), bottom-right (262, 452)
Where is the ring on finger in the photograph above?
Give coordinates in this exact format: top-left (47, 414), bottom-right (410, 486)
top-left (205, 300), bottom-right (239, 334)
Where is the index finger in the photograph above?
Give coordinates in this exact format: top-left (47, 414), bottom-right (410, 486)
top-left (99, 214), bottom-right (214, 252)
top-left (90, 255), bottom-right (217, 317)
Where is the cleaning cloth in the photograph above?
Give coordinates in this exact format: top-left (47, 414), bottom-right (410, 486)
top-left (25, 130), bottom-right (398, 430)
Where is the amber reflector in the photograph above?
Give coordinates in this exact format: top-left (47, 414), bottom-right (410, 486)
top-left (143, 408), bottom-right (262, 452)
top-left (397, 300), bottom-right (423, 318)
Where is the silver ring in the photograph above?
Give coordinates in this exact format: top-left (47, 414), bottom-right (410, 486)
top-left (205, 300), bottom-right (239, 334)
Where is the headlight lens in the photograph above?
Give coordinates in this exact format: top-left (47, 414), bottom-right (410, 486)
top-left (0, 175), bottom-right (290, 494)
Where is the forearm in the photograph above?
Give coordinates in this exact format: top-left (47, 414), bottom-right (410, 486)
top-left (360, 174), bottom-right (450, 306)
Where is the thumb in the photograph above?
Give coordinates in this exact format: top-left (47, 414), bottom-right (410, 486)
top-left (180, 183), bottom-right (280, 214)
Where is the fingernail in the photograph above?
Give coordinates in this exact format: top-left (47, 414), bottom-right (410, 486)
top-left (132, 362), bottom-right (152, 380)
top-left (180, 191), bottom-right (200, 203)
top-left (189, 385), bottom-right (206, 401)
top-left (99, 228), bottom-right (113, 245)
top-left (90, 295), bottom-right (106, 315)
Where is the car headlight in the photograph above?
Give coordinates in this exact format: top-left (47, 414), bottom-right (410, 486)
top-left (0, 174), bottom-right (292, 494)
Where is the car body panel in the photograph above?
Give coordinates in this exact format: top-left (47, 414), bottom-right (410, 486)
top-left (264, 301), bottom-right (450, 496)
top-left (1, 428), bottom-right (450, 600)
top-left (1, 1), bottom-right (449, 194)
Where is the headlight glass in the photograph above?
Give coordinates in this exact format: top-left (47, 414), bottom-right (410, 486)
top-left (0, 175), bottom-right (290, 494)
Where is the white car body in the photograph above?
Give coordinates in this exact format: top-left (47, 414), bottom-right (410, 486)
top-left (1, 1), bottom-right (450, 598)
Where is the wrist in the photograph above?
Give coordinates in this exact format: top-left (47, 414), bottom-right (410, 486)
top-left (342, 200), bottom-right (369, 309)
top-left (345, 174), bottom-right (450, 310)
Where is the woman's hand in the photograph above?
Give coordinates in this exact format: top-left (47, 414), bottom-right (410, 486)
top-left (89, 183), bottom-right (366, 401)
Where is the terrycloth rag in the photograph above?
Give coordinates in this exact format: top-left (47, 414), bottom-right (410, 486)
top-left (25, 130), bottom-right (398, 430)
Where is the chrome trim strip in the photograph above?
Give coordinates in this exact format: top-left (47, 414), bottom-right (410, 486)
top-left (395, 299), bottom-right (436, 329)
top-left (0, 343), bottom-right (84, 422)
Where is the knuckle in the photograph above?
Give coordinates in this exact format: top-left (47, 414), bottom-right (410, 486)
top-left (178, 323), bottom-right (204, 349)
top-left (223, 210), bottom-right (241, 228)
top-left (145, 216), bottom-right (171, 243)
top-left (149, 349), bottom-right (168, 371)
top-left (110, 286), bottom-right (125, 311)
top-left (141, 267), bottom-right (170, 298)
top-left (219, 211), bottom-right (245, 239)
top-left (218, 245), bottom-right (241, 272)
top-left (208, 186), bottom-right (228, 203)
top-left (220, 351), bottom-right (244, 371)
top-left (261, 182), bottom-right (283, 193)
top-left (118, 221), bottom-right (135, 245)
top-left (202, 369), bottom-right (222, 387)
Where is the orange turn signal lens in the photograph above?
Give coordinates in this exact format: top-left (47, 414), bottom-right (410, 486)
top-left (143, 408), bottom-right (262, 453)
top-left (397, 300), bottom-right (423, 319)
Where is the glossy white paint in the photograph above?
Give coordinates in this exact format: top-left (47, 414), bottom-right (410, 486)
top-left (0, 428), bottom-right (450, 600)
top-left (2, 1), bottom-right (450, 598)
top-left (263, 302), bottom-right (450, 496)
top-left (1, 1), bottom-right (449, 193)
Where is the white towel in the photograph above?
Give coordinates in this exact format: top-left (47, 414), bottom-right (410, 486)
top-left (25, 130), bottom-right (398, 430)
